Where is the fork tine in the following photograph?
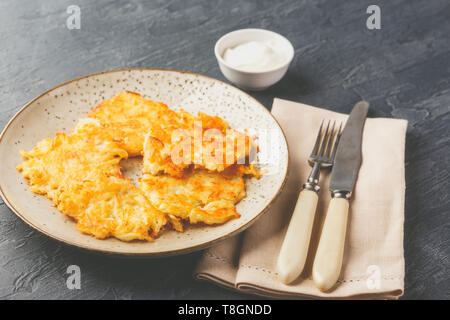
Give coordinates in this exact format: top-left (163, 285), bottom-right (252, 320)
top-left (310, 120), bottom-right (324, 157)
top-left (324, 121), bottom-right (336, 157)
top-left (318, 120), bottom-right (331, 156)
top-left (331, 122), bottom-right (343, 160)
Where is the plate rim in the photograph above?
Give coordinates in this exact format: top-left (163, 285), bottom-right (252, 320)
top-left (0, 67), bottom-right (290, 257)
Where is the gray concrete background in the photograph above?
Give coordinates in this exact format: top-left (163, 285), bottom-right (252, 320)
top-left (0, 0), bottom-right (448, 299)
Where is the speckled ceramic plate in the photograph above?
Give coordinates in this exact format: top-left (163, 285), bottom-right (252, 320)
top-left (0, 68), bottom-right (288, 256)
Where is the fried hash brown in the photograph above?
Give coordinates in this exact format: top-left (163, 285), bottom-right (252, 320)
top-left (88, 92), bottom-right (257, 177)
top-left (17, 120), bottom-right (167, 241)
top-left (140, 166), bottom-right (248, 231)
top-left (17, 92), bottom-right (261, 242)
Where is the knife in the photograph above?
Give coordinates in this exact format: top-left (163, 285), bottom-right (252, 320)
top-left (312, 101), bottom-right (369, 291)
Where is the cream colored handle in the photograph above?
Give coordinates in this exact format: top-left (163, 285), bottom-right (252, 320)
top-left (277, 189), bottom-right (318, 284)
top-left (312, 197), bottom-right (349, 291)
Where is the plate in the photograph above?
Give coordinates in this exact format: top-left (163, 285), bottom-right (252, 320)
top-left (0, 68), bottom-right (289, 256)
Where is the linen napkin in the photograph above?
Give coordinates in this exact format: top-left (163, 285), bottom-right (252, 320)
top-left (194, 98), bottom-right (407, 299)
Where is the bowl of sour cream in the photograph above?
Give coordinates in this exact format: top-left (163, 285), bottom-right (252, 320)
top-left (215, 28), bottom-right (294, 91)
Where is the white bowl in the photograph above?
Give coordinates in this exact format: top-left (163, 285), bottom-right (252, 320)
top-left (215, 29), bottom-right (294, 91)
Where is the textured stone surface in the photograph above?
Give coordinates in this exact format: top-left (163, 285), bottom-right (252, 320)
top-left (0, 0), bottom-right (448, 299)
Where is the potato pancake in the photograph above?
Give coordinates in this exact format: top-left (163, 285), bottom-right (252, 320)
top-left (17, 120), bottom-right (167, 241)
top-left (140, 167), bottom-right (245, 230)
top-left (17, 92), bottom-right (261, 242)
top-left (88, 92), bottom-right (184, 157)
top-left (140, 133), bottom-right (259, 229)
top-left (88, 92), bottom-right (257, 177)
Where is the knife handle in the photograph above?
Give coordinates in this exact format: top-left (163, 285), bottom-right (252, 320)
top-left (312, 197), bottom-right (349, 291)
top-left (277, 189), bottom-right (318, 284)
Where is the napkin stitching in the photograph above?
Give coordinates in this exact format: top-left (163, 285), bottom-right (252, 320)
top-left (337, 277), bottom-right (402, 283)
top-left (205, 252), bottom-right (402, 281)
top-left (205, 252), bottom-right (232, 265)
top-left (241, 266), bottom-right (402, 282)
top-left (240, 264), bottom-right (279, 276)
top-left (240, 266), bottom-right (403, 283)
top-left (205, 252), bottom-right (279, 275)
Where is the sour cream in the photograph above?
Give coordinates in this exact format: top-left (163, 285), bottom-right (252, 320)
top-left (223, 41), bottom-right (286, 72)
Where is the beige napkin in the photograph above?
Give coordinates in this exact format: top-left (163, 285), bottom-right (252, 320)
top-left (194, 98), bottom-right (407, 299)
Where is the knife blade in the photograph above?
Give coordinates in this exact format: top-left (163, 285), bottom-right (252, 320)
top-left (312, 101), bottom-right (369, 292)
top-left (329, 101), bottom-right (369, 198)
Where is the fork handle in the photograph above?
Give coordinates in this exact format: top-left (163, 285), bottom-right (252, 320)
top-left (312, 197), bottom-right (349, 291)
top-left (277, 189), bottom-right (318, 284)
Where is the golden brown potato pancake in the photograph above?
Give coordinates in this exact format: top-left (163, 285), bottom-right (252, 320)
top-left (17, 120), bottom-right (167, 241)
top-left (17, 92), bottom-right (261, 242)
top-left (140, 167), bottom-right (246, 230)
top-left (88, 92), bottom-right (257, 177)
top-left (140, 130), bottom-right (260, 230)
top-left (88, 92), bottom-right (184, 157)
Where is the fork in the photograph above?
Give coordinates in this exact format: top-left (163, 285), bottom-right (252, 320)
top-left (277, 120), bottom-right (342, 284)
